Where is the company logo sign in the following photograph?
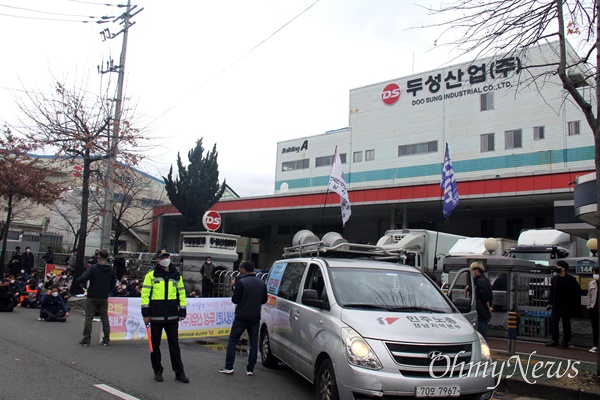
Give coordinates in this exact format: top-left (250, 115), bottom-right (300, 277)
top-left (382, 83), bottom-right (401, 105)
top-left (202, 210), bottom-right (222, 232)
top-left (72, 165), bottom-right (83, 177)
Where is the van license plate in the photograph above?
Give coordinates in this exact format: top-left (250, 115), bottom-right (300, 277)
top-left (415, 386), bottom-right (460, 397)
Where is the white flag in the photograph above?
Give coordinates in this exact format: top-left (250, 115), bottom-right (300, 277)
top-left (328, 147), bottom-right (351, 226)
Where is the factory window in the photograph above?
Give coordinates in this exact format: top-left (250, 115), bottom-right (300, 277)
top-left (533, 126), bottom-right (545, 140)
top-left (365, 149), bottom-right (375, 161)
top-left (282, 159), bottom-right (309, 171)
top-left (398, 140), bottom-right (438, 157)
top-left (353, 151), bottom-right (362, 163)
top-left (480, 133), bottom-right (495, 152)
top-left (505, 129), bottom-right (522, 149)
top-left (568, 120), bottom-right (580, 136)
top-left (316, 153), bottom-right (346, 167)
top-left (480, 92), bottom-right (494, 111)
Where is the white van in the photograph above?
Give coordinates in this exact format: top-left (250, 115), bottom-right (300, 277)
top-left (259, 233), bottom-right (495, 400)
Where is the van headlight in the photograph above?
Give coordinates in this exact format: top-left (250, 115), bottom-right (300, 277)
top-left (477, 332), bottom-right (491, 362)
top-left (342, 327), bottom-right (382, 370)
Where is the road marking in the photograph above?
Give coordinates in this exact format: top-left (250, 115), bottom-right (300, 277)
top-left (94, 384), bottom-right (140, 400)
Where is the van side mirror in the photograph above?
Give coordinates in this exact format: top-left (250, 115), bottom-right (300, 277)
top-left (453, 297), bottom-right (471, 313)
top-left (302, 289), bottom-right (324, 309)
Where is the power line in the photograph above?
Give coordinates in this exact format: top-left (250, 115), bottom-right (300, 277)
top-left (67, 0), bottom-right (118, 5)
top-left (148, 0), bottom-right (321, 127)
top-left (0, 12), bottom-right (91, 22)
top-left (0, 3), bottom-right (113, 18)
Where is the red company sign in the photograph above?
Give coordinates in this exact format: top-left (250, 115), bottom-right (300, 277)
top-left (72, 165), bottom-right (83, 177)
top-left (202, 210), bottom-right (222, 232)
top-left (382, 83), bottom-right (401, 105)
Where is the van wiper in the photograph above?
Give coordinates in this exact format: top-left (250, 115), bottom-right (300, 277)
top-left (343, 303), bottom-right (391, 311)
top-left (387, 306), bottom-right (445, 313)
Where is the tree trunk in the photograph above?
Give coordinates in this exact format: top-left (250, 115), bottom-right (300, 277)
top-left (71, 155), bottom-right (92, 295)
top-left (0, 193), bottom-right (13, 275)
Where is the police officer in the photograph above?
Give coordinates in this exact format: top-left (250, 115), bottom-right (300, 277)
top-left (141, 249), bottom-right (189, 383)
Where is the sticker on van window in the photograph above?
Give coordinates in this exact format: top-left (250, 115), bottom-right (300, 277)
top-left (406, 315), bottom-right (462, 329)
top-left (267, 262), bottom-right (287, 295)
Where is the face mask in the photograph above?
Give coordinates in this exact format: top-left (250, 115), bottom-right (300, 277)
top-left (594, 274), bottom-right (599, 280)
top-left (52, 292), bottom-right (58, 297)
top-left (207, 261), bottom-right (212, 264)
top-left (159, 259), bottom-right (171, 267)
top-left (26, 249), bottom-right (30, 253)
top-left (121, 285), bottom-right (127, 290)
top-left (10, 280), bottom-right (14, 284)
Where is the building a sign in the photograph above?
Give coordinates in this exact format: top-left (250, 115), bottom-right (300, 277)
top-left (202, 210), bottom-right (222, 232)
top-left (281, 140), bottom-right (308, 154)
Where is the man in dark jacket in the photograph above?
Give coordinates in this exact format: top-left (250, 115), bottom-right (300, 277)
top-left (0, 278), bottom-right (18, 312)
top-left (546, 260), bottom-right (581, 348)
top-left (9, 247), bottom-right (21, 276)
top-left (40, 284), bottom-right (69, 322)
top-left (219, 261), bottom-right (268, 376)
top-left (41, 246), bottom-right (54, 265)
top-left (141, 249), bottom-right (189, 383)
top-left (470, 261), bottom-right (493, 340)
top-left (20, 246), bottom-right (35, 275)
top-left (200, 256), bottom-right (215, 297)
top-left (77, 249), bottom-right (116, 346)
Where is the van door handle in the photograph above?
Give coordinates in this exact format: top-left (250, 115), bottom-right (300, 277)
top-left (293, 310), bottom-right (300, 320)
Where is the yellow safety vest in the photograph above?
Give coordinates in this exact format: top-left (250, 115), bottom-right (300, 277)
top-left (141, 267), bottom-right (186, 322)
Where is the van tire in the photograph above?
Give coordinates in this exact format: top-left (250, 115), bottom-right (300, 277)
top-left (316, 359), bottom-right (339, 400)
top-left (260, 330), bottom-right (278, 368)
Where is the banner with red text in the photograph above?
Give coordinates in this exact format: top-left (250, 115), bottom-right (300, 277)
top-left (108, 297), bottom-right (236, 341)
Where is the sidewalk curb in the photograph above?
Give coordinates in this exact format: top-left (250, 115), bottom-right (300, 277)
top-left (497, 376), bottom-right (600, 400)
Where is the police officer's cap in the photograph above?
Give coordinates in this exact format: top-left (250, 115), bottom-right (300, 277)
top-left (156, 249), bottom-right (170, 259)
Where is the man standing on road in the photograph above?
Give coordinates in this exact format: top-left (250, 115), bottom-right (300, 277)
top-left (546, 260), bottom-right (581, 349)
top-left (77, 249), bottom-right (115, 346)
top-left (141, 249), bottom-right (189, 384)
top-left (41, 246), bottom-right (54, 265)
top-left (219, 260), bottom-right (267, 376)
top-left (470, 261), bottom-right (493, 340)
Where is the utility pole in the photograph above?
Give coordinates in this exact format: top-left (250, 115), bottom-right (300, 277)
top-left (99, 0), bottom-right (143, 253)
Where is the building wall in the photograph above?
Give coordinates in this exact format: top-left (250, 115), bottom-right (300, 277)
top-left (275, 41), bottom-right (594, 194)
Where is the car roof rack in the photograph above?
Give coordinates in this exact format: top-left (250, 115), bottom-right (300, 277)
top-left (282, 240), bottom-right (405, 261)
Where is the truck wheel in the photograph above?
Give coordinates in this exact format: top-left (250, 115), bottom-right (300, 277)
top-left (260, 330), bottom-right (279, 368)
top-left (316, 359), bottom-right (339, 400)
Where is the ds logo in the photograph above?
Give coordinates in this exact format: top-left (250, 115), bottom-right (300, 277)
top-left (382, 83), bottom-right (401, 105)
top-left (202, 210), bottom-right (222, 231)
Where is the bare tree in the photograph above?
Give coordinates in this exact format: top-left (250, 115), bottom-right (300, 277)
top-left (426, 0), bottom-right (599, 375)
top-left (49, 186), bottom-right (103, 252)
top-left (15, 81), bottom-right (145, 289)
top-left (94, 164), bottom-right (166, 255)
top-left (0, 127), bottom-right (64, 273)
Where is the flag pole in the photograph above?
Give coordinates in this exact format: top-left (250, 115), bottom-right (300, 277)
top-left (319, 146), bottom-right (337, 229)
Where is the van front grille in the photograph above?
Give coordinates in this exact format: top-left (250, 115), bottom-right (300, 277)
top-left (385, 342), bottom-right (473, 375)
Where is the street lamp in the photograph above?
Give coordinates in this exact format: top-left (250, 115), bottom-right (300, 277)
top-left (586, 238), bottom-right (598, 257)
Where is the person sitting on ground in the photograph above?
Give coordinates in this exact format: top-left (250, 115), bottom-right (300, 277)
top-left (20, 279), bottom-right (41, 308)
top-left (8, 276), bottom-right (24, 304)
top-left (110, 282), bottom-right (129, 297)
top-left (40, 284), bottom-right (69, 322)
top-left (0, 278), bottom-right (18, 312)
top-left (58, 270), bottom-right (73, 305)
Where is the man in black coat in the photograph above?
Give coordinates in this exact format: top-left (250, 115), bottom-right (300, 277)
top-left (0, 278), bottom-right (18, 312)
top-left (546, 260), bottom-right (581, 348)
top-left (470, 261), bottom-right (494, 340)
top-left (219, 261), bottom-right (267, 376)
top-left (77, 249), bottom-right (116, 346)
top-left (20, 247), bottom-right (35, 275)
top-left (41, 246), bottom-right (55, 265)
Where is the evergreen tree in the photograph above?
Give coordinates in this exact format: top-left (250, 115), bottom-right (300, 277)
top-left (163, 139), bottom-right (226, 229)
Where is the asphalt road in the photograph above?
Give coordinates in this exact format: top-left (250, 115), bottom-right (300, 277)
top-left (0, 307), bottom-right (314, 400)
top-left (0, 307), bottom-right (542, 400)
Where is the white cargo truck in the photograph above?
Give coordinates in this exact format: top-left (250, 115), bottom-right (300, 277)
top-left (509, 228), bottom-right (588, 266)
top-left (375, 229), bottom-right (467, 275)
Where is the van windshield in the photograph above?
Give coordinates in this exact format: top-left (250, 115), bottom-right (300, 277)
top-left (330, 268), bottom-right (453, 313)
